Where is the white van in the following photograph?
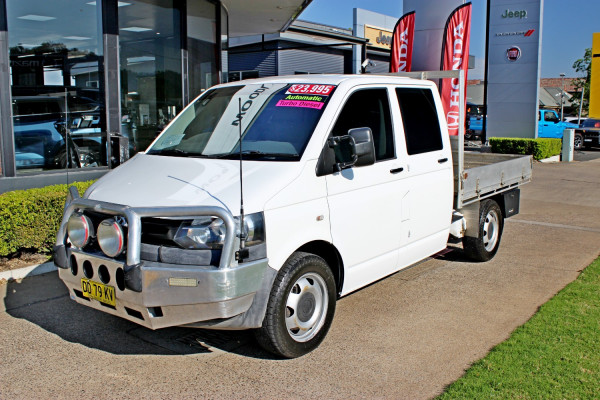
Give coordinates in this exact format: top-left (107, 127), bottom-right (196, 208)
top-left (54, 75), bottom-right (531, 358)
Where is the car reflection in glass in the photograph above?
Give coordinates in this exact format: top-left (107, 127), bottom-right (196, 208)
top-left (12, 96), bottom-right (105, 170)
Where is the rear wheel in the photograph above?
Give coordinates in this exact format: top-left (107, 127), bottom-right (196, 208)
top-left (463, 199), bottom-right (503, 262)
top-left (255, 252), bottom-right (336, 358)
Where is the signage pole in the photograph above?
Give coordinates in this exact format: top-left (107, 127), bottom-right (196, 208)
top-left (578, 87), bottom-right (585, 125)
top-left (482, 0), bottom-right (491, 144)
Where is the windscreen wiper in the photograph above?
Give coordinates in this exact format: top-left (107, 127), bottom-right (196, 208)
top-left (149, 148), bottom-right (208, 158)
top-left (148, 148), bottom-right (190, 157)
top-left (214, 150), bottom-right (299, 160)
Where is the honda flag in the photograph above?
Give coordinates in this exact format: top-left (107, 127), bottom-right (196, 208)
top-left (440, 3), bottom-right (471, 136)
top-left (389, 11), bottom-right (415, 73)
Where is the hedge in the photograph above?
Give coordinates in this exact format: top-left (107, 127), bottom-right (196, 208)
top-left (0, 181), bottom-right (95, 257)
top-left (489, 138), bottom-right (562, 160)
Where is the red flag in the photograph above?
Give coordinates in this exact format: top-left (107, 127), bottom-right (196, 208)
top-left (389, 11), bottom-right (415, 73)
top-left (440, 3), bottom-right (471, 136)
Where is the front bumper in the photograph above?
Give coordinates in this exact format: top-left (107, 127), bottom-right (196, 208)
top-left (55, 188), bottom-right (269, 330)
top-left (57, 247), bottom-right (268, 329)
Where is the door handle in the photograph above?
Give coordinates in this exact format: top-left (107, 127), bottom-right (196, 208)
top-left (438, 158), bottom-right (448, 164)
top-left (390, 167), bottom-right (404, 174)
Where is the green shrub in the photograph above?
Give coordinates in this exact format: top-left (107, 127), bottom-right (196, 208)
top-left (0, 181), bottom-right (95, 257)
top-left (489, 138), bottom-right (562, 160)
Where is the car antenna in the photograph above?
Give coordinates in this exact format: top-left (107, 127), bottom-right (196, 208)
top-left (64, 88), bottom-right (70, 186)
top-left (236, 97), bottom-right (249, 262)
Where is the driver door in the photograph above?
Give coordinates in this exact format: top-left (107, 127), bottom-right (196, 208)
top-left (324, 87), bottom-right (407, 295)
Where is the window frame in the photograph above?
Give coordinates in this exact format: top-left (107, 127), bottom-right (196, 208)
top-left (394, 86), bottom-right (444, 156)
top-left (328, 86), bottom-right (396, 163)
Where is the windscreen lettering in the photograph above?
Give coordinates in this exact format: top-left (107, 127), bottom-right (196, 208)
top-left (231, 84), bottom-right (269, 126)
top-left (276, 100), bottom-right (324, 109)
top-left (284, 95), bottom-right (324, 102)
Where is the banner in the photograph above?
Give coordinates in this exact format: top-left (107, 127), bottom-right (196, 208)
top-left (440, 3), bottom-right (471, 136)
top-left (389, 11), bottom-right (416, 73)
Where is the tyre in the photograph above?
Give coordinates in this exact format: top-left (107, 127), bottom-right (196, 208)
top-left (463, 199), bottom-right (503, 262)
top-left (574, 133), bottom-right (584, 150)
top-left (255, 252), bottom-right (336, 358)
top-left (54, 144), bottom-right (81, 169)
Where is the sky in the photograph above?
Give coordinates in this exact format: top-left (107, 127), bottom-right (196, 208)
top-left (298, 0), bottom-right (599, 79)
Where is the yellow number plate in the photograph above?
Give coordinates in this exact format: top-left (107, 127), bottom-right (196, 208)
top-left (81, 278), bottom-right (116, 307)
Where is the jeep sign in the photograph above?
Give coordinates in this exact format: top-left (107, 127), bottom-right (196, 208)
top-left (502, 9), bottom-right (528, 19)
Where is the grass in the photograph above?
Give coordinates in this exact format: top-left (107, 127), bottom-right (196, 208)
top-left (438, 257), bottom-right (600, 399)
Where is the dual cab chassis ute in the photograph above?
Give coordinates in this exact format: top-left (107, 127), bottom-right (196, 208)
top-left (55, 72), bottom-right (531, 358)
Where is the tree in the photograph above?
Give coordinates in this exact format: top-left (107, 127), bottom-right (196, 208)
top-left (571, 48), bottom-right (591, 115)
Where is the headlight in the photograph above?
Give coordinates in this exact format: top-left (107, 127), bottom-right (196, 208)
top-left (174, 216), bottom-right (226, 249)
top-left (240, 213), bottom-right (265, 246)
top-left (67, 213), bottom-right (94, 248)
top-left (97, 218), bottom-right (125, 257)
top-left (174, 212), bottom-right (265, 250)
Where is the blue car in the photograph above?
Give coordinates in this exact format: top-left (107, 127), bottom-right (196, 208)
top-left (466, 103), bottom-right (484, 140)
top-left (538, 109), bottom-right (578, 139)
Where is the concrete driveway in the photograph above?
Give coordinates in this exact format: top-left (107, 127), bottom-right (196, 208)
top-left (2, 159), bottom-right (600, 399)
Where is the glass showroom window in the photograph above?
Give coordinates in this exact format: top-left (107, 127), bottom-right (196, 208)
top-left (220, 4), bottom-right (228, 83)
top-left (7, 0), bottom-right (106, 173)
top-left (119, 0), bottom-right (182, 156)
top-left (187, 0), bottom-right (218, 100)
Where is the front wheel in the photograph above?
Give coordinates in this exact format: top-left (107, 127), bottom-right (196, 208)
top-left (54, 144), bottom-right (81, 169)
top-left (574, 132), bottom-right (584, 150)
top-left (255, 252), bottom-right (336, 358)
top-left (463, 199), bottom-right (504, 262)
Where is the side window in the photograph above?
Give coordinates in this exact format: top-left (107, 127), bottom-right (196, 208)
top-left (331, 88), bottom-right (394, 161)
top-left (396, 88), bottom-right (443, 155)
top-left (544, 112), bottom-right (558, 122)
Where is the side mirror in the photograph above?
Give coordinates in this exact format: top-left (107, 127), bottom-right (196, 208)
top-left (348, 127), bottom-right (375, 167)
top-left (320, 127), bottom-right (376, 176)
top-left (328, 135), bottom-right (357, 172)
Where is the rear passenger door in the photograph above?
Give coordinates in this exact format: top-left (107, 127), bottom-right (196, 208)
top-left (325, 87), bottom-right (408, 295)
top-left (392, 86), bottom-right (453, 261)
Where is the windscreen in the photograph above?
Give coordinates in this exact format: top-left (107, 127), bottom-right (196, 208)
top-left (148, 83), bottom-right (336, 161)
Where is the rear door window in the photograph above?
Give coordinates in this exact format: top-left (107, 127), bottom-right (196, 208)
top-left (395, 88), bottom-right (443, 155)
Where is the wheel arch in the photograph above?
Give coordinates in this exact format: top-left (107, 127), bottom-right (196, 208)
top-left (296, 240), bottom-right (344, 296)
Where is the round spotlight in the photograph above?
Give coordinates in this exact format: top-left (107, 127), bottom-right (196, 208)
top-left (67, 213), bottom-right (94, 248)
top-left (97, 218), bottom-right (125, 258)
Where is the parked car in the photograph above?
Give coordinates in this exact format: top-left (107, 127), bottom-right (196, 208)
top-left (563, 116), bottom-right (587, 126)
top-left (576, 118), bottom-right (600, 149)
top-left (538, 109), bottom-right (579, 146)
top-left (465, 102), bottom-right (484, 140)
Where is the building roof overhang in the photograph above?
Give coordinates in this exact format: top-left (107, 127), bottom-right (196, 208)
top-left (223, 0), bottom-right (313, 37)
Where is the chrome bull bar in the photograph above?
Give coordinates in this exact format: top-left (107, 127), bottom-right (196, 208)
top-left (56, 186), bottom-right (238, 269)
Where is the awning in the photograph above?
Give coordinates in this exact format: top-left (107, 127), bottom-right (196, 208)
top-left (223, 0), bottom-right (312, 37)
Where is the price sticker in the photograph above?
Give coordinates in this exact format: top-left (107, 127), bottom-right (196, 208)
top-left (286, 84), bottom-right (335, 96)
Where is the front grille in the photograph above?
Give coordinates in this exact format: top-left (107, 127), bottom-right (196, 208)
top-left (140, 217), bottom-right (185, 247)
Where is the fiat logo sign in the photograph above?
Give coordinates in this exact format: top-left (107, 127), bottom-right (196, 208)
top-left (507, 46), bottom-right (521, 61)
